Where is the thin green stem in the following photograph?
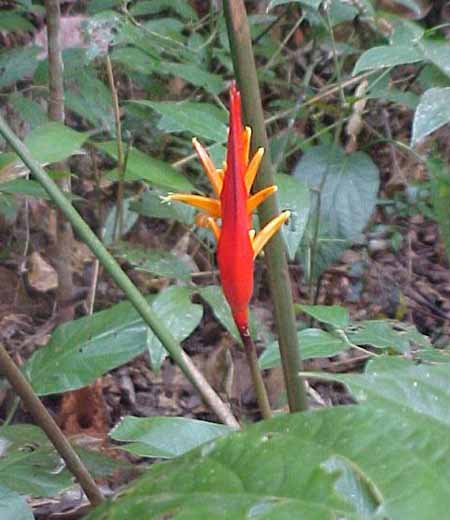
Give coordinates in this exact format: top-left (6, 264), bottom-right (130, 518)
top-left (0, 343), bottom-right (104, 506)
top-left (240, 329), bottom-right (272, 420)
top-left (223, 0), bottom-right (308, 412)
top-left (0, 115), bottom-right (239, 430)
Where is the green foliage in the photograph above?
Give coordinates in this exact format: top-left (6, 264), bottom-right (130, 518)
top-left (110, 416), bottom-right (234, 458)
top-left (86, 361), bottom-right (450, 519)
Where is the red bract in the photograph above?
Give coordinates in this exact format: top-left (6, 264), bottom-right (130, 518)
top-left (217, 83), bottom-right (254, 333)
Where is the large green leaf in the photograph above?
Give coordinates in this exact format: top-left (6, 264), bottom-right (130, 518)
top-left (0, 488), bottom-right (33, 520)
top-left (25, 287), bottom-right (202, 394)
top-left (0, 47), bottom-right (39, 89)
top-left (87, 362), bottom-right (450, 519)
top-left (146, 286), bottom-right (203, 370)
top-left (131, 189), bottom-right (195, 225)
top-left (110, 416), bottom-right (234, 458)
top-left (0, 425), bottom-right (72, 496)
top-left (353, 45), bottom-right (423, 74)
top-left (160, 62), bottom-right (223, 94)
top-left (132, 100), bottom-right (228, 142)
top-left (294, 144), bottom-right (379, 240)
top-left (275, 173), bottom-right (310, 260)
top-left (267, 0), bottom-right (322, 9)
top-left (412, 87), bottom-right (450, 144)
top-left (260, 328), bottom-right (348, 369)
top-left (428, 158), bottom-right (450, 262)
top-left (24, 122), bottom-right (88, 164)
top-left (299, 304), bottom-right (349, 328)
top-left (199, 285), bottom-right (241, 344)
top-left (96, 141), bottom-right (194, 192)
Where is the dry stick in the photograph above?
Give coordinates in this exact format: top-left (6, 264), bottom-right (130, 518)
top-left (240, 330), bottom-right (272, 420)
top-left (105, 55), bottom-right (125, 240)
top-left (45, 0), bottom-right (75, 323)
top-left (223, 0), bottom-right (308, 412)
top-left (0, 116), bottom-right (239, 430)
top-left (0, 343), bottom-right (104, 506)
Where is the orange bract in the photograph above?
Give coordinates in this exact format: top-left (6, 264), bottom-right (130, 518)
top-left (166, 82), bottom-right (290, 332)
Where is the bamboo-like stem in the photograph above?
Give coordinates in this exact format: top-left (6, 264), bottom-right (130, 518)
top-left (0, 343), bottom-right (104, 506)
top-left (223, 0), bottom-right (308, 412)
top-left (0, 115), bottom-right (239, 430)
top-left (240, 329), bottom-right (272, 420)
top-left (105, 54), bottom-right (125, 240)
top-left (45, 0), bottom-right (75, 322)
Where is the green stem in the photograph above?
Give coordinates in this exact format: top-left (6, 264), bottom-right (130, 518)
top-left (240, 329), bottom-right (272, 420)
top-left (0, 115), bottom-right (239, 430)
top-left (0, 343), bottom-right (104, 506)
top-left (223, 0), bottom-right (308, 412)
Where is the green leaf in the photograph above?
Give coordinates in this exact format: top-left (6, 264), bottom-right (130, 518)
top-left (131, 189), bottom-right (195, 225)
top-left (199, 285), bottom-right (241, 344)
top-left (113, 243), bottom-right (192, 280)
top-left (147, 286), bottom-right (203, 370)
top-left (0, 47), bottom-right (39, 89)
top-left (0, 179), bottom-right (50, 199)
top-left (96, 142), bottom-right (194, 192)
top-left (0, 425), bottom-right (72, 496)
top-left (0, 13), bottom-right (34, 31)
top-left (132, 100), bottom-right (228, 142)
top-left (160, 62), bottom-right (223, 95)
top-left (260, 328), bottom-right (348, 369)
top-left (24, 122), bottom-right (88, 164)
top-left (294, 145), bottom-right (379, 240)
top-left (267, 0), bottom-right (322, 9)
top-left (129, 0), bottom-right (198, 20)
top-left (299, 304), bottom-right (349, 328)
top-left (0, 487), bottom-right (33, 520)
top-left (412, 87), bottom-right (450, 144)
top-left (275, 173), bottom-right (310, 260)
top-left (347, 320), bottom-right (431, 353)
top-left (8, 92), bottom-right (47, 130)
top-left (25, 287), bottom-right (202, 394)
top-left (111, 46), bottom-right (158, 75)
top-left (86, 362), bottom-right (450, 520)
top-left (353, 45), bottom-right (423, 74)
top-left (428, 158), bottom-right (450, 262)
top-left (422, 39), bottom-right (450, 78)
top-left (110, 416), bottom-right (234, 458)
top-left (103, 199), bottom-right (139, 245)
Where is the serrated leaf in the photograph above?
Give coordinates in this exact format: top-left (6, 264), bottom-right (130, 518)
top-left (412, 87), bottom-right (450, 144)
top-left (96, 141), bottom-right (194, 192)
top-left (146, 286), bottom-right (203, 370)
top-left (294, 145), bottom-right (379, 240)
top-left (132, 100), bottom-right (228, 142)
top-left (110, 416), bottom-right (234, 458)
top-left (353, 45), bottom-right (423, 75)
top-left (299, 304), bottom-right (349, 328)
top-left (23, 122), bottom-right (88, 164)
top-left (275, 173), bottom-right (310, 260)
top-left (260, 328), bottom-right (348, 369)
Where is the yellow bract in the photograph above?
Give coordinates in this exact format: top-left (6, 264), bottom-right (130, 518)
top-left (166, 128), bottom-right (289, 259)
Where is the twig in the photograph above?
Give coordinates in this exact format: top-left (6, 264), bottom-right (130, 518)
top-left (0, 343), bottom-right (104, 506)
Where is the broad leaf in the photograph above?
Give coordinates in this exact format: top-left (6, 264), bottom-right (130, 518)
top-left (131, 189), bottom-right (195, 225)
top-left (26, 287), bottom-right (202, 394)
top-left (113, 243), bottom-right (192, 280)
top-left (0, 487), bottom-right (33, 520)
top-left (24, 122), bottom-right (88, 164)
top-left (412, 87), bottom-right (450, 144)
top-left (299, 304), bottom-right (349, 329)
top-left (103, 198), bottom-right (139, 245)
top-left (199, 285), bottom-right (241, 344)
top-left (294, 144), bottom-right (379, 241)
top-left (353, 45), bottom-right (423, 74)
top-left (146, 286), bottom-right (203, 370)
top-left (96, 142), bottom-right (194, 192)
top-left (110, 416), bottom-right (234, 458)
top-left (0, 47), bottom-right (39, 89)
top-left (132, 100), bottom-right (227, 142)
top-left (260, 328), bottom-right (348, 369)
top-left (160, 62), bottom-right (223, 94)
top-left (428, 158), bottom-right (450, 262)
top-left (267, 0), bottom-right (322, 9)
top-left (87, 362), bottom-right (450, 519)
top-left (275, 173), bottom-right (310, 260)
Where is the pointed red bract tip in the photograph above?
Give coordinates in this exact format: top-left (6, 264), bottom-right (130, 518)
top-left (217, 82), bottom-right (254, 332)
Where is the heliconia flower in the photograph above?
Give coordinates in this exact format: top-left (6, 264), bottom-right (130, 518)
top-left (166, 82), bottom-right (290, 333)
